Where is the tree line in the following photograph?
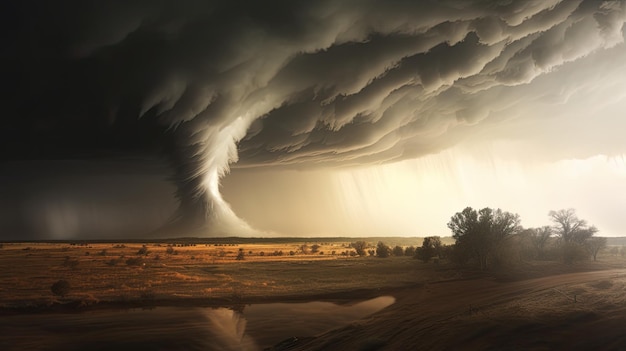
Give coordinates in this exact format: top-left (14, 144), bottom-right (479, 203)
top-left (349, 207), bottom-right (608, 270)
top-left (448, 207), bottom-right (606, 269)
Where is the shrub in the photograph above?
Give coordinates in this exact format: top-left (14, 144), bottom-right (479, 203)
top-left (137, 245), bottom-right (149, 256)
top-left (311, 244), bottom-right (320, 253)
top-left (62, 257), bottom-right (79, 269)
top-left (415, 247), bottom-right (429, 263)
top-left (448, 244), bottom-right (470, 266)
top-left (126, 257), bottom-right (144, 266)
top-left (404, 246), bottom-right (416, 256)
top-left (166, 246), bottom-right (175, 255)
top-left (392, 245), bottom-right (404, 256)
top-left (351, 241), bottom-right (368, 256)
top-left (562, 242), bottom-right (589, 264)
top-left (236, 248), bottom-right (245, 260)
top-left (376, 242), bottom-right (391, 258)
top-left (51, 280), bottom-right (71, 297)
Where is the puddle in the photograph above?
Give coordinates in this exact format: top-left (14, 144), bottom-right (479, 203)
top-left (0, 296), bottom-right (395, 351)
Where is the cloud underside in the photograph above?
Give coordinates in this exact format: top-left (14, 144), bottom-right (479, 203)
top-left (120, 0), bottom-right (626, 168)
top-left (12, 1), bottom-right (626, 233)
top-left (38, 0), bottom-right (624, 171)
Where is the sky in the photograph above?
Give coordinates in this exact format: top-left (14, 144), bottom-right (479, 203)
top-left (1, 0), bottom-right (626, 239)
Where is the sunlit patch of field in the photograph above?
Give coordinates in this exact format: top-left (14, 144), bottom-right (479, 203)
top-left (0, 240), bottom-right (434, 309)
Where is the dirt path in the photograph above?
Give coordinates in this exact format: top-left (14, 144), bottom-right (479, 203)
top-left (281, 269), bottom-right (626, 350)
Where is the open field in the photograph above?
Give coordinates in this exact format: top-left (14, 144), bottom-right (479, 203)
top-left (0, 239), bottom-right (435, 309)
top-left (2, 240), bottom-right (626, 350)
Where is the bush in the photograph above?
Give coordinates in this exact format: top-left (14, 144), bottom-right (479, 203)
top-left (415, 247), bottom-right (430, 263)
top-left (351, 241), bottom-right (368, 256)
top-left (137, 245), bottom-right (149, 256)
top-left (562, 242), bottom-right (589, 264)
top-left (126, 257), bottom-right (144, 266)
top-left (404, 246), bottom-right (416, 256)
top-left (166, 246), bottom-right (175, 255)
top-left (236, 248), bottom-right (245, 260)
top-left (62, 257), bottom-right (79, 269)
top-left (106, 258), bottom-right (120, 266)
top-left (448, 244), bottom-right (470, 266)
top-left (392, 245), bottom-right (404, 256)
top-left (51, 280), bottom-right (71, 297)
top-left (311, 244), bottom-right (320, 253)
top-left (376, 242), bottom-right (391, 258)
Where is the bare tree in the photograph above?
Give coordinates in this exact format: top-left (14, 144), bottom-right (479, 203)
top-left (549, 209), bottom-right (594, 244)
top-left (549, 209), bottom-right (599, 263)
top-left (587, 237), bottom-right (607, 261)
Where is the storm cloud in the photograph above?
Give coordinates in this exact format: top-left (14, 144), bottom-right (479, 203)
top-left (3, 0), bottom-right (625, 236)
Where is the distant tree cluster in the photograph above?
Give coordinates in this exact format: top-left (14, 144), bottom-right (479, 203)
top-left (416, 236), bottom-right (443, 263)
top-left (446, 207), bottom-right (606, 269)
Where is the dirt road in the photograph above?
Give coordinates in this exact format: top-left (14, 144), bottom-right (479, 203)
top-left (283, 269), bottom-right (626, 350)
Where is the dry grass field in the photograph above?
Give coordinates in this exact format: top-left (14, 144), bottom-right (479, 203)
top-left (0, 239), bottom-right (439, 310)
top-left (2, 240), bottom-right (626, 350)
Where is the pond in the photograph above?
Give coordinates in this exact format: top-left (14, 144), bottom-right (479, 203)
top-left (0, 296), bottom-right (395, 350)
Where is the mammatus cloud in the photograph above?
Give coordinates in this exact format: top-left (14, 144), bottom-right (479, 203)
top-left (6, 1), bottom-right (626, 235)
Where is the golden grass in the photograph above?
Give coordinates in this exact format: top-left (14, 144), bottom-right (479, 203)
top-left (0, 240), bottom-right (434, 308)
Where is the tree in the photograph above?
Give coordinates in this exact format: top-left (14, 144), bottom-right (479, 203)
top-left (549, 209), bottom-right (595, 244)
top-left (351, 241), bottom-right (368, 256)
top-left (404, 246), bottom-right (416, 256)
top-left (392, 245), bottom-right (404, 256)
top-left (417, 236), bottom-right (442, 263)
top-left (448, 207), bottom-right (521, 270)
top-left (51, 280), bottom-right (71, 297)
top-left (549, 209), bottom-right (599, 263)
top-left (376, 241), bottom-right (391, 258)
top-left (529, 226), bottom-right (552, 260)
top-left (311, 244), bottom-right (320, 253)
top-left (587, 237), bottom-right (607, 261)
top-left (137, 245), bottom-right (149, 256)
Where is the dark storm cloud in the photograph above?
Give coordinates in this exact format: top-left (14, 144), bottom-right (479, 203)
top-left (3, 0), bottom-right (625, 234)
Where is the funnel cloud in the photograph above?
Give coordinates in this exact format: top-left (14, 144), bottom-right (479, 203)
top-left (2, 1), bottom-right (626, 237)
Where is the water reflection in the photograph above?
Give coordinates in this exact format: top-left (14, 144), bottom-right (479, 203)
top-left (0, 296), bottom-right (395, 351)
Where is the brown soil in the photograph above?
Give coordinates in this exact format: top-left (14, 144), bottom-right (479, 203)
top-left (277, 269), bottom-right (626, 351)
